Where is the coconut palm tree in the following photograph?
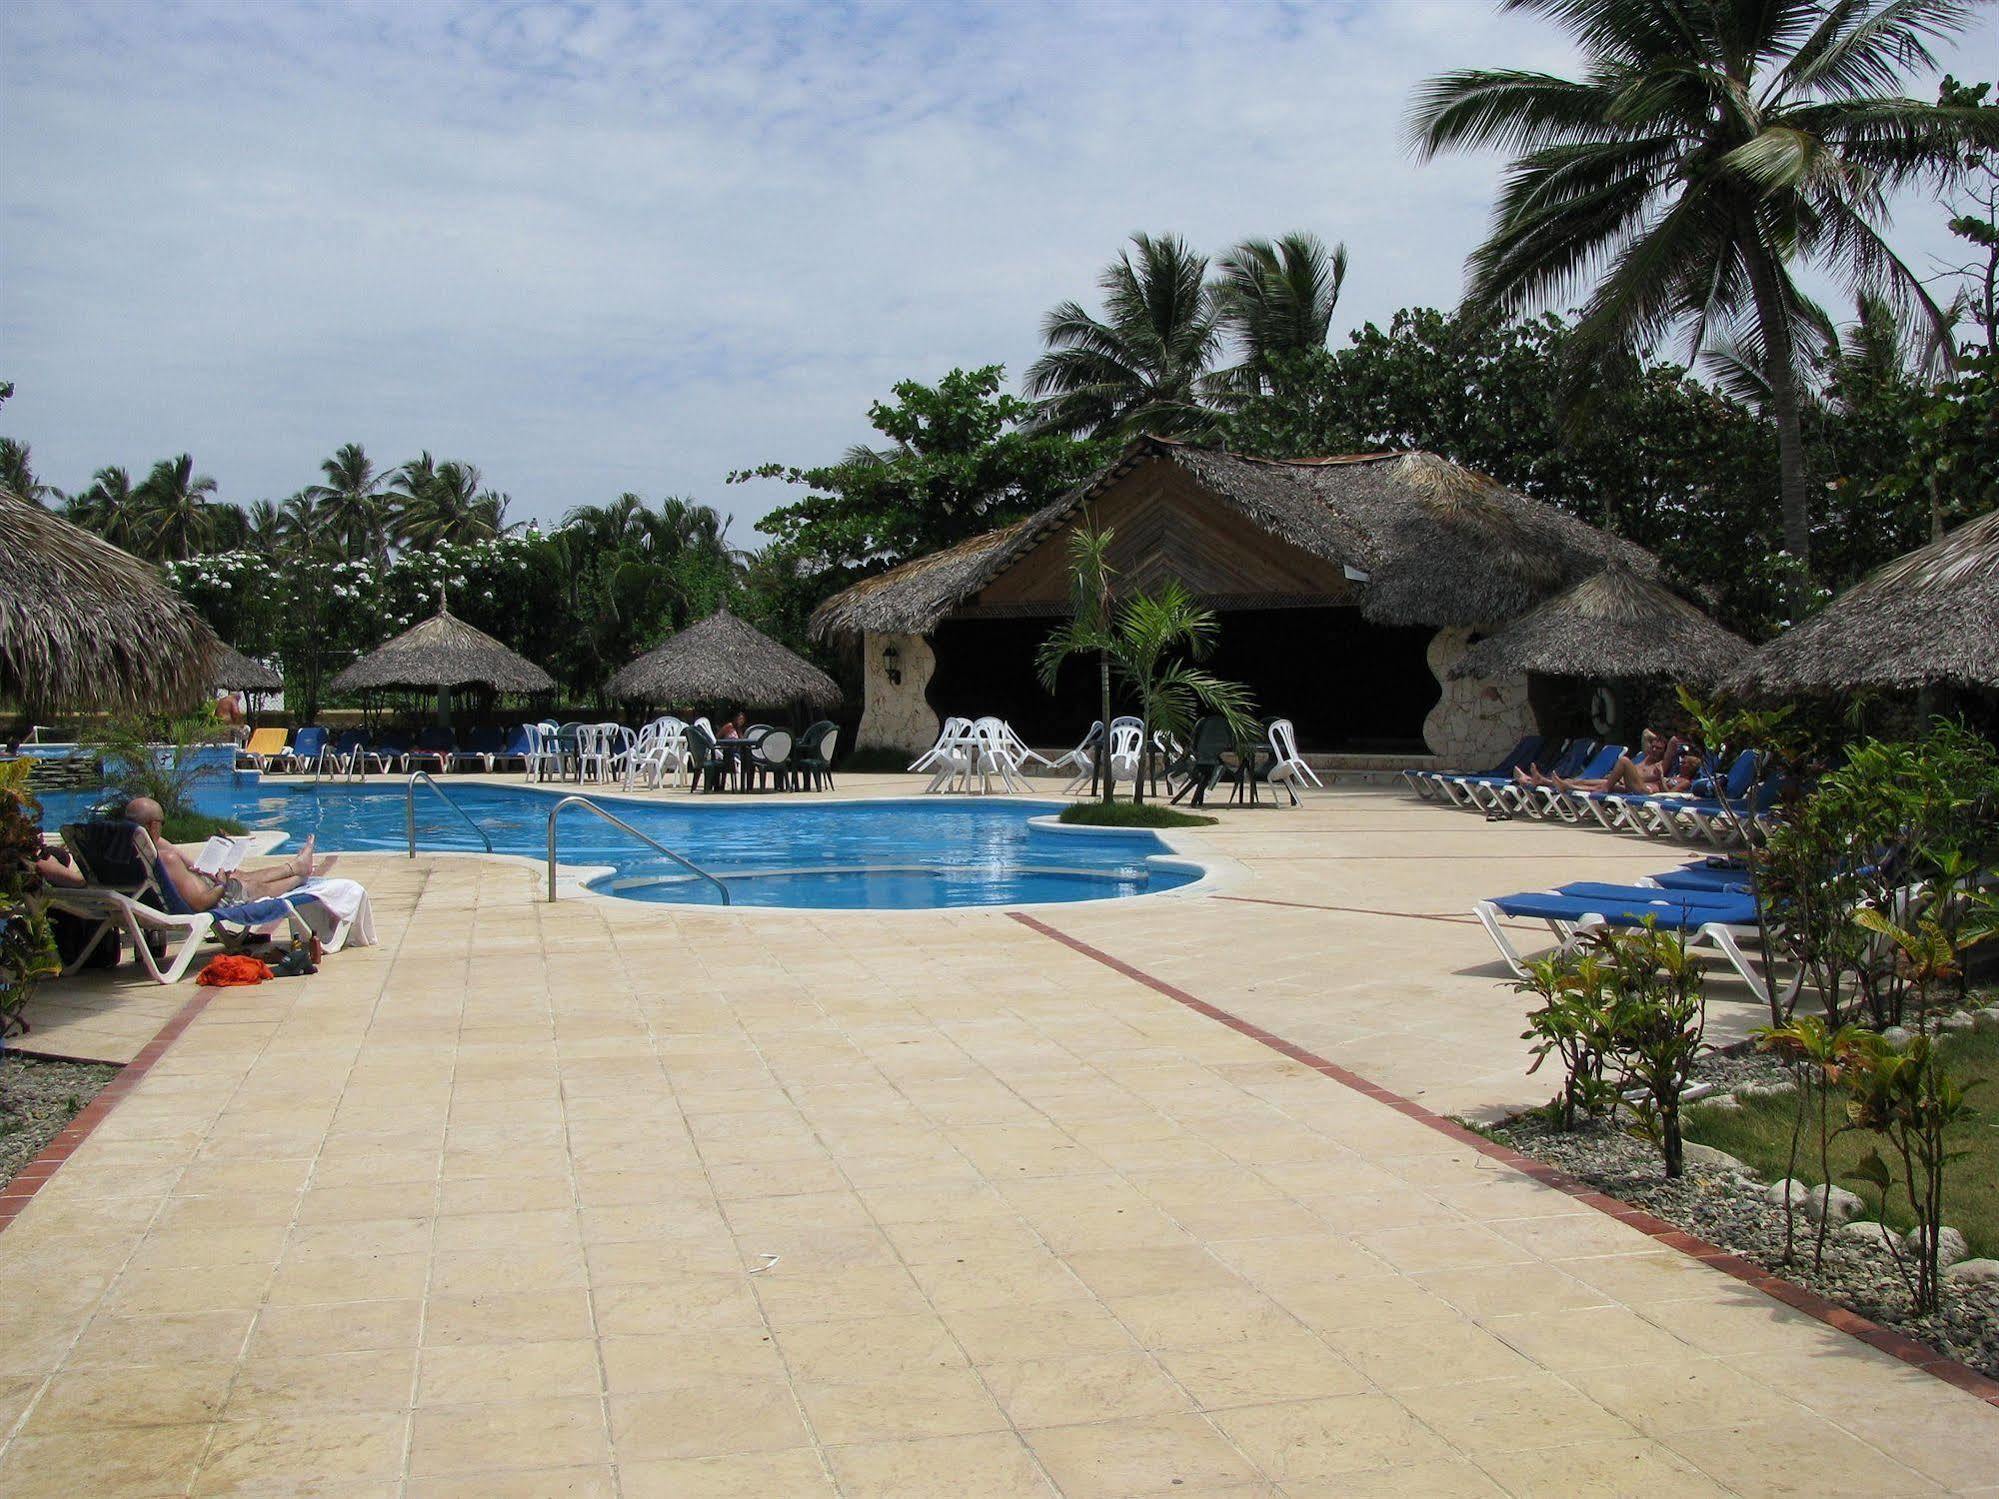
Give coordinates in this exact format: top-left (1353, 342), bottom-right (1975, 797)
top-left (391, 455), bottom-right (504, 548)
top-left (134, 453), bottom-right (220, 561)
top-left (1409, 0), bottom-right (1999, 566)
top-left (306, 443), bottom-right (393, 564)
top-left (1110, 580), bottom-right (1256, 805)
top-left (65, 466), bottom-right (147, 553)
top-left (1026, 233), bottom-right (1224, 440)
top-left (1035, 520), bottom-right (1121, 804)
top-left (0, 439), bottom-right (48, 505)
top-left (242, 498), bottom-right (286, 554)
top-left (1213, 232), bottom-right (1349, 396)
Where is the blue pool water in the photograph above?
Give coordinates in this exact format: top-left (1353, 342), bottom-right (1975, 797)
top-left (35, 782), bottom-right (1201, 910)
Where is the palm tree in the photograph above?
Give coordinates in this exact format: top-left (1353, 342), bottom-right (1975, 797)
top-left (1410, 0), bottom-right (1999, 565)
top-left (1035, 520), bottom-right (1121, 804)
top-left (1026, 233), bottom-right (1224, 440)
top-left (65, 466), bottom-right (147, 552)
top-left (242, 499), bottom-right (286, 554)
top-left (134, 454), bottom-right (220, 561)
top-left (391, 455), bottom-right (503, 548)
top-left (1111, 581), bottom-right (1256, 805)
top-left (1213, 232), bottom-right (1349, 396)
top-left (0, 438), bottom-right (49, 505)
top-left (306, 443), bottom-right (392, 564)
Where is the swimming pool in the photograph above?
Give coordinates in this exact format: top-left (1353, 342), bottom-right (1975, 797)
top-left (35, 782), bottom-right (1203, 910)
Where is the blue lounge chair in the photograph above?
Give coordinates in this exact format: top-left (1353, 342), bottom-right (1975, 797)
top-left (1520, 743), bottom-right (1626, 819)
top-left (1461, 738), bottom-right (1593, 812)
top-left (409, 726), bottom-right (454, 773)
top-left (1474, 879), bottom-right (1788, 1005)
top-left (1405, 735), bottom-right (1542, 803)
top-left (449, 726), bottom-right (504, 772)
top-left (289, 725), bottom-right (331, 773)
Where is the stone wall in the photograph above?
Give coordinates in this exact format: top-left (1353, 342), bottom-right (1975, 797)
top-left (1421, 627), bottom-right (1535, 766)
top-left (856, 632), bottom-right (940, 756)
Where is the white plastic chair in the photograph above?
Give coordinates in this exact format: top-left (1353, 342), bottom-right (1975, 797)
top-left (911, 717), bottom-right (971, 772)
top-left (1054, 722), bottom-right (1104, 793)
top-left (522, 721), bottom-right (560, 782)
top-left (1106, 721), bottom-right (1144, 790)
top-left (1266, 719), bottom-right (1323, 805)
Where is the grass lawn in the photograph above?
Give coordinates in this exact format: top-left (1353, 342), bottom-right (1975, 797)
top-left (1057, 801), bottom-right (1217, 829)
top-left (1685, 1027), bottom-right (1998, 1258)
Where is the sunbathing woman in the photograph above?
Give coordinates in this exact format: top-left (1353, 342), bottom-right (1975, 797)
top-left (1512, 729), bottom-right (1684, 795)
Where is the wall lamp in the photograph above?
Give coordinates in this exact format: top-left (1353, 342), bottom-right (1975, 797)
top-left (882, 642), bottom-right (902, 686)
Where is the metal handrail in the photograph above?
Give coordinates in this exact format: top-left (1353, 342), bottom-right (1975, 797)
top-left (545, 795), bottom-right (730, 905)
top-left (405, 771), bottom-right (495, 857)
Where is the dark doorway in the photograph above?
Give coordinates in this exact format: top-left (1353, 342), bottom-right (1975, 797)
top-left (925, 607), bottom-right (1438, 753)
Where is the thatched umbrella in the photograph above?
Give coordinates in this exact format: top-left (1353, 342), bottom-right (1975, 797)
top-left (0, 486), bottom-right (220, 715)
top-left (1449, 561), bottom-right (1750, 685)
top-left (213, 644), bottom-right (282, 693)
top-left (609, 609), bottom-right (840, 710)
top-left (332, 605), bottom-right (554, 701)
top-left (1724, 509), bottom-right (1999, 697)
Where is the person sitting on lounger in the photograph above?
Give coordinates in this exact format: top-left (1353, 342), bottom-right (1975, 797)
top-left (125, 797), bottom-right (334, 913)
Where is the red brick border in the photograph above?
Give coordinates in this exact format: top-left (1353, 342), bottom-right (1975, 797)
top-left (0, 986), bottom-right (221, 1234)
top-left (1010, 911), bottom-right (1999, 1408)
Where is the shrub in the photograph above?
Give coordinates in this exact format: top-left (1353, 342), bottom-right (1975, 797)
top-left (1055, 802), bottom-right (1217, 829)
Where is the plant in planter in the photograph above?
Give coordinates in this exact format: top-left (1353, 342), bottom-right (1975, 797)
top-left (0, 760), bottom-right (60, 1066)
top-left (1598, 924), bottom-right (1708, 1179)
top-left (1516, 950), bottom-right (1618, 1131)
top-left (1754, 1015), bottom-right (1867, 1269)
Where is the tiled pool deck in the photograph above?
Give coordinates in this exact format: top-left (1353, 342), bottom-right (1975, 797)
top-left (4, 780), bottom-right (1997, 1495)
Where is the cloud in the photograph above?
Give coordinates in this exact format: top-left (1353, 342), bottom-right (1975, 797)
top-left (3, 0), bottom-right (1992, 537)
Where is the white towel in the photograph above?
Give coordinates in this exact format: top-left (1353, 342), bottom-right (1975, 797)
top-left (294, 877), bottom-right (377, 948)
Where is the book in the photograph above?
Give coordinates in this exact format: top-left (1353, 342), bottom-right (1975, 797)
top-left (193, 835), bottom-right (252, 878)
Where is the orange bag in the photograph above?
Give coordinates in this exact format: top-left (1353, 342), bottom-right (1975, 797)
top-left (195, 954), bottom-right (274, 987)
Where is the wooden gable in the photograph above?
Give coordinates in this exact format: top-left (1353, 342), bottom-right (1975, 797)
top-left (957, 456), bottom-right (1359, 617)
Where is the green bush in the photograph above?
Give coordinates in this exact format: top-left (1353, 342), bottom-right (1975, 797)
top-left (1055, 802), bottom-right (1216, 829)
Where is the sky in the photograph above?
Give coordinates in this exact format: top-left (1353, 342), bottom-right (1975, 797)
top-left (5, 0), bottom-right (1996, 543)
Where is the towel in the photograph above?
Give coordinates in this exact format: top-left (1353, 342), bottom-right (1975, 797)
top-left (290, 877), bottom-right (376, 947)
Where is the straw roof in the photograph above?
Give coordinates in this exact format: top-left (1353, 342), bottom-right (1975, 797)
top-left (1724, 508), bottom-right (1999, 697)
top-left (0, 486), bottom-right (221, 714)
top-left (213, 644), bottom-right (282, 693)
top-left (608, 609), bottom-right (841, 708)
top-left (331, 607), bottom-right (554, 694)
top-left (810, 436), bottom-right (1656, 640)
top-left (1448, 561), bottom-right (1750, 684)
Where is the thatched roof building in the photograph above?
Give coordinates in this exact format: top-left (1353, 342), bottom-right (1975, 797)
top-left (213, 644), bottom-right (282, 693)
top-left (811, 437), bottom-right (1654, 641)
top-left (331, 607), bottom-right (554, 694)
top-left (0, 487), bottom-right (221, 714)
top-left (1448, 562), bottom-right (1749, 685)
top-left (1725, 508), bottom-right (1999, 697)
top-left (609, 609), bottom-right (840, 709)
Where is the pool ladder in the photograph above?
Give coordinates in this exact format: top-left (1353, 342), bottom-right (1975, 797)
top-left (545, 795), bottom-right (730, 906)
top-left (404, 772), bottom-right (494, 857)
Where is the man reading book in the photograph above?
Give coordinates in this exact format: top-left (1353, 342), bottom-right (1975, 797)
top-left (125, 797), bottom-right (334, 913)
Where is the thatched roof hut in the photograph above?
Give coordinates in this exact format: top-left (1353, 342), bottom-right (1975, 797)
top-left (0, 486), bottom-right (221, 714)
top-left (1724, 508), bottom-right (1999, 697)
top-left (213, 644), bottom-right (282, 693)
top-left (811, 436), bottom-right (1656, 641)
top-left (609, 609), bottom-right (840, 709)
top-left (331, 607), bottom-right (554, 694)
top-left (1448, 562), bottom-right (1750, 685)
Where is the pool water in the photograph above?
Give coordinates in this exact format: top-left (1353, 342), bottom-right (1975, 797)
top-left (34, 782), bottom-right (1201, 910)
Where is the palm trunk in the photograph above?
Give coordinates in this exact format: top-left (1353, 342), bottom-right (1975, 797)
top-left (1742, 233), bottom-right (1811, 566)
top-left (1133, 709), bottom-right (1148, 806)
top-left (1096, 650), bottom-right (1113, 805)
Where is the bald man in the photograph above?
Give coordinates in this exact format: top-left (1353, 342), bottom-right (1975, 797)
top-left (125, 797), bottom-right (333, 913)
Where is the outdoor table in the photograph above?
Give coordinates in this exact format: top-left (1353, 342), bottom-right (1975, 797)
top-left (708, 735), bottom-right (753, 792)
top-left (1222, 739), bottom-right (1274, 806)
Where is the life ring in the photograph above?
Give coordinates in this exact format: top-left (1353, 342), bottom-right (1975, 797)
top-left (1589, 685), bottom-right (1620, 738)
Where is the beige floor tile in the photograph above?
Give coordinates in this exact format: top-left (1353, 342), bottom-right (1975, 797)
top-left (984, 1351), bottom-right (1194, 1428)
top-left (825, 1431), bottom-right (1054, 1497)
top-left (1317, 1316), bottom-right (1537, 1391)
top-left (777, 1313), bottom-right (968, 1385)
top-left (943, 1300), bottom-right (1138, 1365)
top-left (267, 1250), bottom-right (431, 1306)
top-left (1480, 1434), bottom-right (1731, 1496)
top-left (126, 1224), bottom-right (290, 1271)
top-left (422, 1289), bottom-right (596, 1346)
top-left (608, 1380), bottom-right (809, 1461)
top-left (67, 1310), bottom-right (256, 1369)
top-left (248, 1298), bottom-right (426, 1357)
top-left (592, 1275), bottom-right (767, 1336)
top-left (1281, 1458), bottom-right (1507, 1497)
top-left (193, 1411), bottom-right (408, 1493)
top-left (1397, 1371), bottom-right (1639, 1455)
top-left (406, 1466), bottom-right (617, 1499)
top-left (1216, 1393), bottom-right (1463, 1483)
top-left (1661, 1418), bottom-right (1945, 1495)
top-left (418, 1339), bottom-right (604, 1404)
top-left (0, 1423), bottom-right (213, 1498)
top-left (621, 1448), bottom-right (837, 1498)
top-left (26, 1362), bottom-right (235, 1430)
top-left (907, 1249), bottom-right (1093, 1311)
top-left (1025, 1412), bottom-right (1263, 1498)
top-left (1153, 1324), bottom-right (1372, 1408)
top-left (1105, 1287), bottom-right (1296, 1352)
top-left (408, 1395), bottom-right (609, 1475)
top-left (224, 1349), bottom-right (418, 1419)
top-left (797, 1365), bottom-right (1010, 1445)
top-left (599, 1329), bottom-right (787, 1392)
top-left (1059, 1244), bottom-right (1235, 1300)
top-left (1484, 1303), bottom-right (1703, 1371)
top-left (752, 1264), bottom-right (933, 1325)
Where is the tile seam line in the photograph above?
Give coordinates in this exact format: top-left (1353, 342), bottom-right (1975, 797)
top-left (1006, 910), bottom-right (1999, 1411)
top-left (0, 985), bottom-right (224, 1233)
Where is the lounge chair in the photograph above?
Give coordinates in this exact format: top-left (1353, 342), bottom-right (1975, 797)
top-left (408, 727), bottom-right (454, 773)
top-left (1402, 735), bottom-right (1541, 802)
top-left (1522, 743), bottom-right (1628, 821)
top-left (1458, 738), bottom-right (1591, 812)
top-left (239, 727), bottom-right (290, 771)
top-left (1473, 878), bottom-right (1793, 1006)
top-left (289, 726), bottom-right (331, 775)
top-left (448, 726), bottom-right (503, 773)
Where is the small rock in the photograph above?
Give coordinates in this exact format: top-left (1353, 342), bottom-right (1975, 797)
top-left (1766, 1179), bottom-right (1864, 1225)
top-left (1939, 1011), bottom-right (1976, 1034)
top-left (1841, 1220), bottom-right (1899, 1251)
top-left (1683, 1142), bottom-right (1752, 1177)
top-left (1973, 1007), bottom-right (1999, 1034)
top-left (1912, 1226), bottom-right (1971, 1269)
top-left (1702, 1094), bottom-right (1744, 1113)
top-left (1944, 1257), bottom-right (1999, 1287)
top-left (1880, 1025), bottom-right (1914, 1048)
top-left (1738, 1079), bottom-right (1795, 1100)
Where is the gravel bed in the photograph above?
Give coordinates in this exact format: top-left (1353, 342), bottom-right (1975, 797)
top-left (1485, 1110), bottom-right (1999, 1380)
top-left (0, 1052), bottom-right (122, 1190)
